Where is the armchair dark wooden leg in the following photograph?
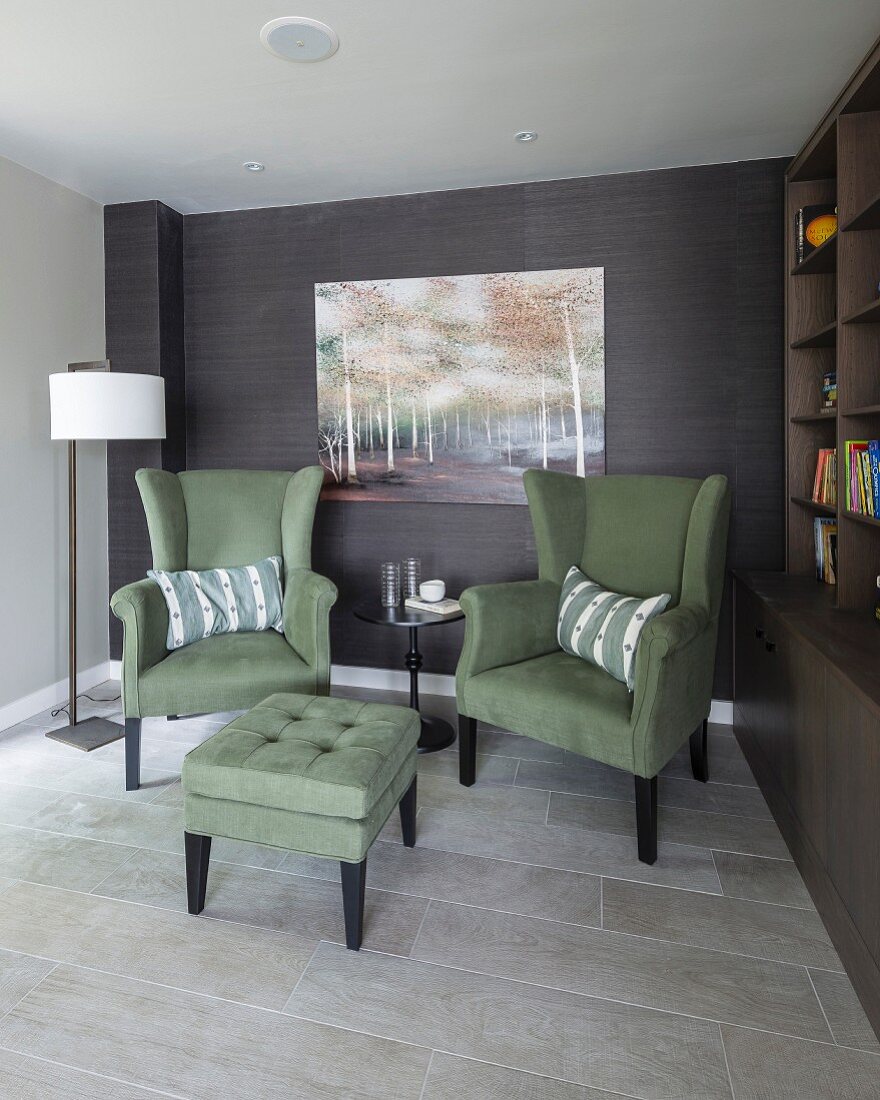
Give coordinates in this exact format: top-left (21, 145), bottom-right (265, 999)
top-left (184, 832), bottom-right (212, 914)
top-left (399, 777), bottom-right (417, 848)
top-left (690, 719), bottom-right (709, 783)
top-left (459, 715), bottom-right (477, 787)
top-left (124, 718), bottom-right (141, 792)
top-left (340, 857), bottom-right (367, 950)
top-left (634, 775), bottom-right (658, 865)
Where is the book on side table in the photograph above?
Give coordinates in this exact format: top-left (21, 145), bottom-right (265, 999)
top-left (404, 597), bottom-right (462, 616)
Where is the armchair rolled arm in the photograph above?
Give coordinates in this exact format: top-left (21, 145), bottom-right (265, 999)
top-left (457, 579), bottom-right (560, 690)
top-left (283, 568), bottom-right (338, 690)
top-left (630, 601), bottom-right (714, 776)
top-left (110, 579), bottom-right (169, 717)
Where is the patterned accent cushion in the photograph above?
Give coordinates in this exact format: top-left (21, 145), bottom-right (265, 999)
top-left (148, 556), bottom-right (284, 650)
top-left (557, 565), bottom-right (671, 690)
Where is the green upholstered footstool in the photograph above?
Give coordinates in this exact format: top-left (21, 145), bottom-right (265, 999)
top-left (180, 692), bottom-right (420, 950)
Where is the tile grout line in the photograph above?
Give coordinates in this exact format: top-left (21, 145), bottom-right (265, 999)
top-left (717, 1022), bottom-right (738, 1100)
top-left (410, 896), bottom-right (840, 971)
top-left (283, 975), bottom-right (866, 1086)
top-left (0, 804), bottom-right (814, 919)
top-left (0, 1044), bottom-right (188, 1099)
top-left (424, 1052), bottom-right (650, 1100)
top-left (20, 862), bottom-right (841, 975)
top-left (0, 885), bottom-right (870, 1059)
top-left (284, 940), bottom-right (325, 1003)
top-left (806, 966), bottom-right (838, 1045)
top-left (416, 1048), bottom-right (435, 1100)
top-left (0, 961), bottom-right (60, 1032)
top-left (86, 845), bottom-right (145, 896)
top-left (0, 892), bottom-right (848, 1044)
top-left (350, 944), bottom-right (859, 1050)
top-left (514, 781), bottom-right (774, 822)
top-left (409, 898), bottom-right (434, 959)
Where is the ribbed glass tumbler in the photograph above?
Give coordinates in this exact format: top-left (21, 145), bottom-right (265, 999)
top-left (381, 561), bottom-right (401, 608)
top-left (403, 558), bottom-right (421, 599)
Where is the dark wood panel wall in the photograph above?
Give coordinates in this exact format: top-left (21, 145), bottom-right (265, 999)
top-left (105, 159), bottom-right (788, 696)
top-left (105, 200), bottom-right (185, 651)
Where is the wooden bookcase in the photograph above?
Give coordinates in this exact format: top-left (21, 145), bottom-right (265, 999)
top-left (786, 38), bottom-right (880, 611)
top-left (739, 33), bottom-right (880, 1039)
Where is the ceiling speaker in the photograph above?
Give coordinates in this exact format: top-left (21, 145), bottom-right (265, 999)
top-left (260, 17), bottom-right (339, 63)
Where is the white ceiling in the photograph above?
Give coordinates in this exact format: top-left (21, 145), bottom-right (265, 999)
top-left (1, 0), bottom-right (878, 214)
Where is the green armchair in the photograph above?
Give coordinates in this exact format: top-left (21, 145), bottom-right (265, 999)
top-left (456, 470), bottom-right (730, 864)
top-left (111, 466), bottom-right (337, 790)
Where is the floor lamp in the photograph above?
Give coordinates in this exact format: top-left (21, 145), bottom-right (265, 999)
top-left (48, 361), bottom-right (166, 750)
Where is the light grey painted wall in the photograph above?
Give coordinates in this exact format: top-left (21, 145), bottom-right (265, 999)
top-left (0, 155), bottom-right (107, 711)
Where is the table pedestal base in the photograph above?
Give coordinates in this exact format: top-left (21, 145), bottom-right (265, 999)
top-left (404, 625), bottom-right (457, 754)
top-left (417, 714), bottom-right (456, 754)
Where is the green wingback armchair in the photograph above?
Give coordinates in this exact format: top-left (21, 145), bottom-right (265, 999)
top-left (111, 466), bottom-right (337, 791)
top-left (456, 470), bottom-right (730, 864)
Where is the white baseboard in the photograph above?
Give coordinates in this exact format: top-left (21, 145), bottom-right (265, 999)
top-left (708, 699), bottom-right (734, 725)
top-left (0, 660), bottom-right (115, 733)
top-left (102, 659), bottom-right (734, 726)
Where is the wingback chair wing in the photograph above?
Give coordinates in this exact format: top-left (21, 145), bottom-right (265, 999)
top-left (111, 466), bottom-right (337, 791)
top-left (456, 470), bottom-right (730, 863)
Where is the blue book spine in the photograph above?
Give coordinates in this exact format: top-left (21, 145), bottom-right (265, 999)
top-left (870, 440), bottom-right (880, 518)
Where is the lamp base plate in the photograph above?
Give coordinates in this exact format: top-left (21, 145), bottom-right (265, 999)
top-left (45, 716), bottom-right (125, 752)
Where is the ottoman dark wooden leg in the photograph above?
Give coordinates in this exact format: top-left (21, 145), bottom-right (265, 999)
top-left (399, 776), bottom-right (417, 848)
top-left (340, 857), bottom-right (367, 950)
top-left (184, 832), bottom-right (212, 914)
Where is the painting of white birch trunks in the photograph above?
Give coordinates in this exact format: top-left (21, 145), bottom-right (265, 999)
top-left (314, 268), bottom-right (604, 504)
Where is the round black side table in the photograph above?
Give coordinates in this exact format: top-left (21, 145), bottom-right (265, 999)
top-left (353, 601), bottom-right (465, 753)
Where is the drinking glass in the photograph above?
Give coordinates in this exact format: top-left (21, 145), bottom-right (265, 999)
top-left (403, 557), bottom-right (421, 599)
top-left (381, 562), bottom-right (401, 608)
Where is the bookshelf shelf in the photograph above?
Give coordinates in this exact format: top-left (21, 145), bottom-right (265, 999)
top-left (840, 191), bottom-right (880, 232)
top-left (790, 233), bottom-right (837, 275)
top-left (841, 298), bottom-right (880, 325)
top-left (790, 411), bottom-right (837, 423)
top-left (842, 404), bottom-right (880, 417)
top-left (790, 495), bottom-right (837, 515)
top-left (790, 321), bottom-right (837, 348)
top-left (844, 509), bottom-right (880, 528)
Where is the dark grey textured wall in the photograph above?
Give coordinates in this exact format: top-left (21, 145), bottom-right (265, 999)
top-left (106, 159), bottom-right (787, 696)
top-left (105, 200), bottom-right (185, 652)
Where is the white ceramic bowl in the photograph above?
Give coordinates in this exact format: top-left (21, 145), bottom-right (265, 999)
top-left (419, 579), bottom-right (446, 602)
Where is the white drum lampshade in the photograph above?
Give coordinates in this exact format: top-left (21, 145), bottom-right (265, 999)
top-left (50, 371), bottom-right (166, 441)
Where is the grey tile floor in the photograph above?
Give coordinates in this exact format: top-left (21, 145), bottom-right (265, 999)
top-left (0, 682), bottom-right (878, 1098)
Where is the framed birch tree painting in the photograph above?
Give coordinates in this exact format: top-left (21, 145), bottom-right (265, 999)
top-left (314, 268), bottom-right (604, 504)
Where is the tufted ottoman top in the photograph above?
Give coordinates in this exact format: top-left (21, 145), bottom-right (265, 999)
top-left (182, 693), bottom-right (420, 820)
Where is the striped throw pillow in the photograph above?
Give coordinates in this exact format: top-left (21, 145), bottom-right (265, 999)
top-left (148, 557), bottom-right (284, 650)
top-left (557, 565), bottom-right (671, 690)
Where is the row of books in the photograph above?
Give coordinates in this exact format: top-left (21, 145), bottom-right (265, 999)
top-left (812, 448), bottom-right (837, 505)
top-left (822, 370), bottom-right (837, 409)
top-left (814, 517), bottom-right (837, 584)
top-left (794, 203), bottom-right (838, 265)
top-left (844, 440), bottom-right (880, 517)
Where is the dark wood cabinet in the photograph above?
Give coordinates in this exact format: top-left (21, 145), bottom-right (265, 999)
top-left (734, 571), bottom-right (880, 1037)
top-left (825, 674), bottom-right (880, 964)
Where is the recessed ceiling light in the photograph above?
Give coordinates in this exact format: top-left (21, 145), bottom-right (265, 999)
top-left (260, 17), bottom-right (339, 62)
top-left (243, 161), bottom-right (265, 172)
top-left (515, 131), bottom-right (539, 143)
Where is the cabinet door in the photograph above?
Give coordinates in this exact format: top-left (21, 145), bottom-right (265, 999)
top-left (826, 674), bottom-right (880, 963)
top-left (734, 582), bottom-right (769, 740)
top-left (770, 625), bottom-right (827, 861)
